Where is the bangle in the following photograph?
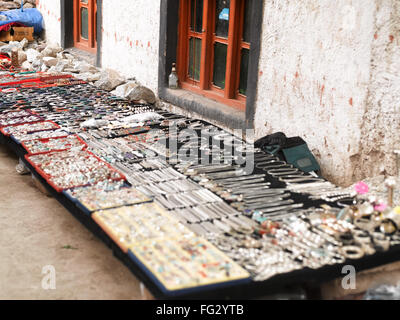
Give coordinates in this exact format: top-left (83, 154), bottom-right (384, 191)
top-left (353, 229), bottom-right (371, 244)
top-left (372, 232), bottom-right (390, 251)
top-left (380, 219), bottom-right (398, 236)
top-left (341, 245), bottom-right (365, 260)
top-left (337, 232), bottom-right (355, 245)
top-left (390, 233), bottom-right (400, 246)
top-left (354, 217), bottom-right (375, 232)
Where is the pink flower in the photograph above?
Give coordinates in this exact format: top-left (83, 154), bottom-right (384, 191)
top-left (374, 203), bottom-right (388, 212)
top-left (355, 182), bottom-right (369, 195)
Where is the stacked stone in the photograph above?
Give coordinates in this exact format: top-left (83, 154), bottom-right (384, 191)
top-left (0, 37), bottom-right (157, 105)
top-left (0, 0), bottom-right (36, 11)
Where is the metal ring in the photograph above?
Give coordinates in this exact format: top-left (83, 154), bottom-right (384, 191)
top-left (341, 245), bottom-right (365, 260)
top-left (353, 229), bottom-right (371, 244)
top-left (337, 232), bottom-right (355, 245)
top-left (379, 219), bottom-right (398, 236)
top-left (372, 232), bottom-right (390, 251)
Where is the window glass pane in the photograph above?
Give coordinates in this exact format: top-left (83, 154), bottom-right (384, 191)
top-left (215, 0), bottom-right (230, 38)
top-left (81, 7), bottom-right (89, 39)
top-left (213, 42), bottom-right (227, 89)
top-left (243, 0), bottom-right (253, 43)
top-left (189, 37), bottom-right (202, 81)
top-left (190, 0), bottom-right (203, 33)
top-left (239, 48), bottom-right (249, 95)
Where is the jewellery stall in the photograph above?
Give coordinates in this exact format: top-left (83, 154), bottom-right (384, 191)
top-left (1, 68), bottom-right (400, 299)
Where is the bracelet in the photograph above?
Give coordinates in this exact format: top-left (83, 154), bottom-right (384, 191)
top-left (353, 229), bottom-right (371, 242)
top-left (372, 232), bottom-right (390, 251)
top-left (354, 217), bottom-right (375, 232)
top-left (336, 232), bottom-right (355, 245)
top-left (390, 233), bottom-right (400, 246)
top-left (379, 219), bottom-right (398, 236)
top-left (341, 245), bottom-right (365, 260)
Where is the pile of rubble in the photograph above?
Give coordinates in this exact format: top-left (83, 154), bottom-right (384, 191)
top-left (0, 37), bottom-right (156, 105)
top-left (0, 0), bottom-right (35, 11)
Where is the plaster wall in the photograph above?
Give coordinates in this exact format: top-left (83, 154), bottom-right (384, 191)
top-left (253, 0), bottom-right (379, 186)
top-left (354, 0), bottom-right (400, 183)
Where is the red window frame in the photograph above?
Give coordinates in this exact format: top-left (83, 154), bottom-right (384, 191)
top-left (73, 0), bottom-right (97, 53)
top-left (177, 0), bottom-right (250, 111)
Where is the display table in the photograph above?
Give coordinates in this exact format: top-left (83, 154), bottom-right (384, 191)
top-left (1, 72), bottom-right (399, 299)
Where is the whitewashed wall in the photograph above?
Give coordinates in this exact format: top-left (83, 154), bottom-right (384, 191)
top-left (100, 0), bottom-right (161, 93)
top-left (253, 0), bottom-right (400, 186)
top-left (355, 0), bottom-right (400, 185)
top-left (36, 0), bottom-right (62, 46)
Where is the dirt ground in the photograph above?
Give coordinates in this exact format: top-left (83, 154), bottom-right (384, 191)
top-left (1, 142), bottom-right (400, 300)
top-left (0, 144), bottom-right (145, 300)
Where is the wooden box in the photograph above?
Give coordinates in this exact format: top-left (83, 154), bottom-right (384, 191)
top-left (0, 27), bottom-right (34, 42)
